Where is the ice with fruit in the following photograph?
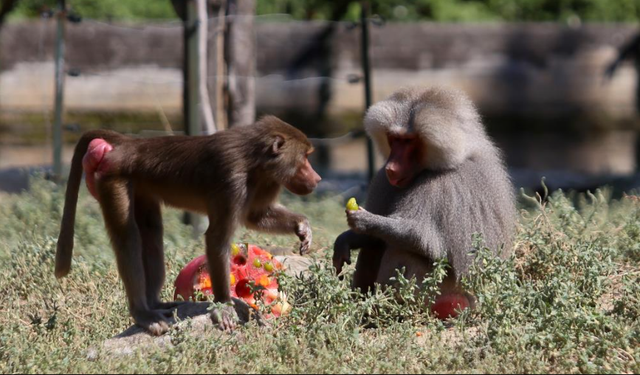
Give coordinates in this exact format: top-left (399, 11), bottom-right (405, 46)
top-left (173, 243), bottom-right (291, 317)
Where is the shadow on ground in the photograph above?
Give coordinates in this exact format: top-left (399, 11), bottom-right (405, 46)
top-left (113, 298), bottom-right (258, 339)
top-left (98, 255), bottom-right (312, 357)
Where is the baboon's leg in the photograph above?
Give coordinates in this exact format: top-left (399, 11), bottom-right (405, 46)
top-left (353, 246), bottom-right (386, 294)
top-left (205, 206), bottom-right (238, 331)
top-left (97, 178), bottom-right (169, 335)
top-left (134, 194), bottom-right (174, 310)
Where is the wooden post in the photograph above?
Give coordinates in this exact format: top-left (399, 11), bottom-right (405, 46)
top-left (213, 1), bottom-right (227, 130)
top-left (360, 1), bottom-right (375, 182)
top-left (183, 0), bottom-right (201, 229)
top-left (53, 0), bottom-right (66, 181)
top-left (207, 0), bottom-right (228, 131)
top-left (197, 0), bottom-right (216, 134)
top-left (185, 0), bottom-right (200, 138)
top-left (224, 0), bottom-right (256, 127)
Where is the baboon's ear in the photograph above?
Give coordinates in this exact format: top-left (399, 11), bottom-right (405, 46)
top-left (272, 134), bottom-right (286, 155)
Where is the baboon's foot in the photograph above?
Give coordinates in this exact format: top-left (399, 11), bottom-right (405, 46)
top-left (133, 309), bottom-right (171, 336)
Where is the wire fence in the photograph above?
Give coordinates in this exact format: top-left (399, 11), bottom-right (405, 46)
top-left (39, 11), bottom-right (381, 132)
top-left (0, 11), bottom-right (383, 185)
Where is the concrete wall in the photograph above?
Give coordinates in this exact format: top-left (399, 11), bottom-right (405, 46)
top-left (2, 21), bottom-right (637, 118)
top-left (1, 20), bottom-right (639, 175)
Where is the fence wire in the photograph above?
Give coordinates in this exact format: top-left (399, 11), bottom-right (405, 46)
top-left (21, 12), bottom-right (380, 154)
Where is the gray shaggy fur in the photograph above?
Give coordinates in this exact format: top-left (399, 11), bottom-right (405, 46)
top-left (334, 86), bottom-right (516, 286)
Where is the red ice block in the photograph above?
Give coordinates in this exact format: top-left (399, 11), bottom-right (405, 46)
top-left (173, 243), bottom-right (290, 316)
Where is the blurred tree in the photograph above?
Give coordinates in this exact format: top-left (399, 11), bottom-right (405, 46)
top-left (1, 0), bottom-right (638, 22)
top-left (0, 0), bottom-right (19, 26)
top-left (171, 0), bottom-right (256, 129)
top-left (257, 0), bottom-right (640, 23)
top-left (12, 0), bottom-right (176, 20)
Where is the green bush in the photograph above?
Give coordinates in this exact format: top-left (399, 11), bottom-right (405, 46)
top-left (12, 0), bottom-right (177, 21)
top-left (10, 0), bottom-right (640, 22)
top-left (261, 0), bottom-right (640, 22)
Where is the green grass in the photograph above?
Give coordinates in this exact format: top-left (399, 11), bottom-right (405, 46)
top-left (0, 176), bottom-right (639, 373)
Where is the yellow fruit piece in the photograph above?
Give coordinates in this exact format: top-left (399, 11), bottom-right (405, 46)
top-left (346, 197), bottom-right (359, 211)
top-left (230, 273), bottom-right (236, 285)
top-left (264, 262), bottom-right (274, 273)
top-left (253, 258), bottom-right (262, 268)
top-left (231, 243), bottom-right (240, 256)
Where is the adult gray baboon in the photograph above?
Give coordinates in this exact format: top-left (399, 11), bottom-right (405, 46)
top-left (334, 86), bottom-right (515, 309)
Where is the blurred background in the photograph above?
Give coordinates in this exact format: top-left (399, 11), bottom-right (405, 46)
top-left (1, 0), bottom-right (640, 197)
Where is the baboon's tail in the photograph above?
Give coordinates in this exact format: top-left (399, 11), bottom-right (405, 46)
top-left (55, 130), bottom-right (118, 278)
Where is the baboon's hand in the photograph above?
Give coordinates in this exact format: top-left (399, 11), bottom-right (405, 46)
top-left (346, 207), bottom-right (375, 234)
top-left (210, 303), bottom-right (239, 332)
top-left (296, 219), bottom-right (312, 255)
top-left (332, 231), bottom-right (352, 276)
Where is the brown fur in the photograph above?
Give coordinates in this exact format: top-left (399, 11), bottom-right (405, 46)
top-left (56, 115), bottom-right (320, 335)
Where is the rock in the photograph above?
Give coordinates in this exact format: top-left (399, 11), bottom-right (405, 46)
top-left (97, 255), bottom-right (314, 357)
top-left (264, 246), bottom-right (296, 256)
top-left (275, 255), bottom-right (314, 277)
top-left (98, 298), bottom-right (260, 357)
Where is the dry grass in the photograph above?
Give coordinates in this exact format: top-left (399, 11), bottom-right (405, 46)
top-left (0, 176), bottom-right (638, 373)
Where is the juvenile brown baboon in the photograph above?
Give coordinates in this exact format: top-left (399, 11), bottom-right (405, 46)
top-left (333, 86), bottom-right (516, 310)
top-left (56, 116), bottom-right (321, 335)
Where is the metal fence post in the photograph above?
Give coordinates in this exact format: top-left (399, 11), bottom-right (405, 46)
top-left (360, 1), bottom-right (375, 183)
top-left (185, 0), bottom-right (200, 138)
top-left (53, 0), bottom-right (66, 181)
